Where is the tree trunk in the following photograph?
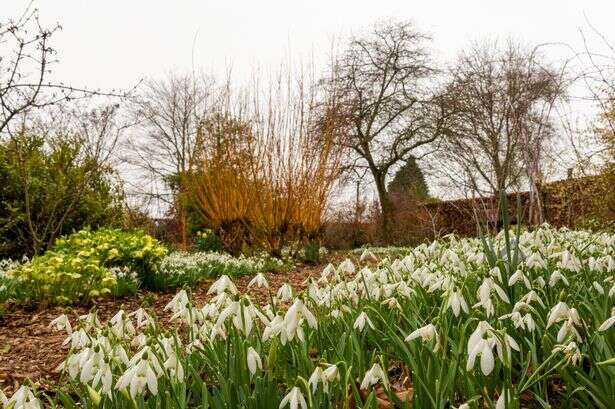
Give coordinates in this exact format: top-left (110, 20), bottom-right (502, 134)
top-left (374, 173), bottom-right (394, 242)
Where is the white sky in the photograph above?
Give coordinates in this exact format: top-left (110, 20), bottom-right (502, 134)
top-left (4, 0), bottom-right (614, 91)
top-left (4, 0), bottom-right (614, 204)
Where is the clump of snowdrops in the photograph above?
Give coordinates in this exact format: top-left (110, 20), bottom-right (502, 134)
top-left (150, 251), bottom-right (289, 290)
top-left (10, 225), bottom-right (615, 408)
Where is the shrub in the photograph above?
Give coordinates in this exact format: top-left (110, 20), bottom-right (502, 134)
top-left (0, 132), bottom-right (124, 258)
top-left (5, 228), bottom-right (166, 305)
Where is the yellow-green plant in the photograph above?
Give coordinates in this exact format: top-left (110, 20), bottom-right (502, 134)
top-left (6, 228), bottom-right (167, 305)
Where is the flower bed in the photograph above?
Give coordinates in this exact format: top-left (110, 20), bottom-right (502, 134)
top-left (7, 225), bottom-right (615, 408)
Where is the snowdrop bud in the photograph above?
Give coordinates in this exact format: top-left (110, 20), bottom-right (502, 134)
top-left (247, 347), bottom-right (262, 376)
top-left (598, 308), bottom-right (615, 332)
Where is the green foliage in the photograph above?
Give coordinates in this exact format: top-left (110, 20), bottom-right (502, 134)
top-left (4, 228), bottom-right (167, 305)
top-left (387, 155), bottom-right (430, 199)
top-left (0, 133), bottom-right (124, 258)
top-left (301, 240), bottom-right (326, 264)
top-left (194, 229), bottom-right (222, 252)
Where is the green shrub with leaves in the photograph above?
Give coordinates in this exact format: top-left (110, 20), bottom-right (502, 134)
top-left (5, 228), bottom-right (167, 305)
top-left (0, 132), bottom-right (125, 258)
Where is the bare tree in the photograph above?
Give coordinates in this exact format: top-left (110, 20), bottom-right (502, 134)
top-left (0, 2), bottom-right (129, 136)
top-left (439, 40), bottom-right (566, 224)
top-left (125, 72), bottom-right (216, 246)
top-left (327, 20), bottom-right (448, 238)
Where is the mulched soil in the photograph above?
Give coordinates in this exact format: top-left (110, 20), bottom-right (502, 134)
top-left (0, 263), bottom-right (323, 393)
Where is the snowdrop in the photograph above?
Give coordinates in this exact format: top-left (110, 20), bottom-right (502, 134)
top-left (553, 341), bottom-right (582, 365)
top-left (405, 323), bottom-right (438, 343)
top-left (49, 314), bottom-right (72, 334)
top-left (338, 258), bottom-right (356, 275)
top-left (548, 270), bottom-right (569, 287)
top-left (248, 273), bottom-right (269, 289)
top-left (598, 307), bottom-right (615, 331)
top-left (353, 311), bottom-right (374, 332)
top-left (279, 386), bottom-right (307, 409)
top-left (246, 347), bottom-right (262, 376)
top-left (360, 249), bottom-right (377, 263)
top-left (277, 283), bottom-right (293, 302)
top-left (446, 289), bottom-right (469, 317)
top-left (508, 269), bottom-right (531, 289)
top-left (360, 363), bottom-right (386, 389)
top-left (207, 275), bottom-right (238, 295)
top-left (0, 385), bottom-right (41, 409)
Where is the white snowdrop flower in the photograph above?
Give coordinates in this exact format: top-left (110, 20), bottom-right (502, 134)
top-left (116, 359), bottom-right (159, 398)
top-left (0, 385), bottom-right (42, 409)
top-left (360, 363), bottom-right (386, 390)
top-left (360, 249), bottom-right (377, 263)
top-left (489, 266), bottom-right (503, 283)
top-left (308, 366), bottom-right (324, 393)
top-left (495, 389), bottom-right (512, 409)
top-left (457, 404), bottom-right (470, 409)
top-left (330, 309), bottom-right (341, 318)
top-left (519, 290), bottom-right (545, 308)
top-left (593, 281), bottom-right (605, 295)
top-left (353, 312), bottom-right (374, 332)
top-left (164, 290), bottom-right (189, 311)
top-left (207, 275), bottom-right (237, 295)
top-left (338, 258), bottom-right (356, 275)
top-left (320, 263), bottom-right (335, 278)
top-left (598, 308), bottom-right (615, 332)
top-left (129, 308), bottom-right (154, 329)
top-left (382, 297), bottom-right (402, 311)
top-left (163, 353), bottom-right (184, 382)
top-left (279, 386), bottom-right (307, 409)
top-left (535, 276), bottom-right (546, 288)
top-left (549, 270), bottom-right (569, 287)
top-left (446, 290), bottom-right (469, 317)
top-left (508, 270), bottom-right (531, 289)
top-left (64, 328), bottom-right (90, 349)
top-left (558, 250), bottom-right (582, 272)
top-left (526, 252), bottom-right (547, 269)
top-left (466, 321), bottom-right (513, 376)
top-left (308, 363), bottom-right (339, 394)
top-left (547, 302), bottom-right (570, 328)
top-left (77, 311), bottom-right (101, 331)
top-left (248, 273), bottom-right (269, 289)
top-left (49, 314), bottom-right (72, 334)
top-left (246, 347), bottom-right (262, 376)
top-left (466, 337), bottom-right (495, 376)
top-left (322, 364), bottom-right (340, 383)
top-left (277, 283), bottom-right (293, 302)
top-left (405, 324), bottom-right (438, 343)
top-left (553, 341), bottom-right (582, 365)
top-left (109, 310), bottom-right (136, 339)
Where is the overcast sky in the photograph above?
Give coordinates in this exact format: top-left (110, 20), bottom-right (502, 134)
top-left (4, 0), bottom-right (614, 203)
top-left (4, 0), bottom-right (615, 92)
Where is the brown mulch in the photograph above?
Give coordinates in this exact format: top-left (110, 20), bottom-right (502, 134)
top-left (0, 264), bottom-right (323, 392)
